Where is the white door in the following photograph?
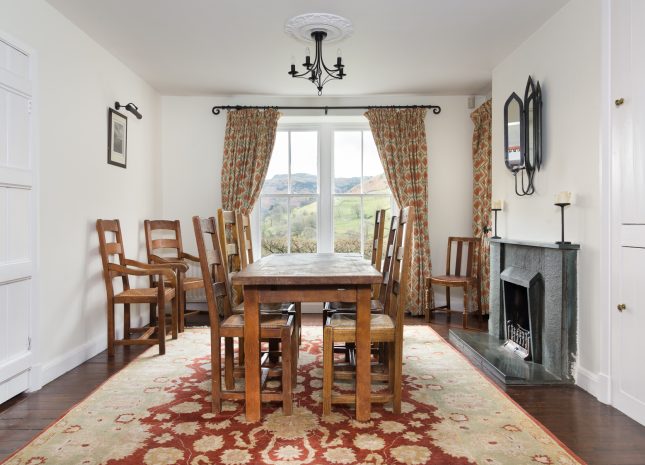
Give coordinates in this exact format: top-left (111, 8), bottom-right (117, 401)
top-left (611, 0), bottom-right (645, 426)
top-left (0, 35), bottom-right (35, 404)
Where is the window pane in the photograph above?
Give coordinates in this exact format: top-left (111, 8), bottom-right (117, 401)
top-left (334, 131), bottom-right (362, 193)
top-left (363, 196), bottom-right (392, 261)
top-left (290, 196), bottom-right (317, 253)
top-left (363, 131), bottom-right (389, 194)
top-left (290, 131), bottom-right (318, 194)
top-left (263, 131), bottom-right (289, 194)
top-left (334, 196), bottom-right (362, 253)
top-left (261, 197), bottom-right (288, 256)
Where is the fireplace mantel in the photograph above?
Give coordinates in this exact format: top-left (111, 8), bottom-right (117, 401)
top-left (490, 238), bottom-right (580, 250)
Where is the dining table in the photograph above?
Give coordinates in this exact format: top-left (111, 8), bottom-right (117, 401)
top-left (231, 252), bottom-right (382, 422)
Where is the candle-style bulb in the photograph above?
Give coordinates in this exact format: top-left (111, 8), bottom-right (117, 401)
top-left (290, 55), bottom-right (295, 66)
top-left (336, 48), bottom-right (343, 68)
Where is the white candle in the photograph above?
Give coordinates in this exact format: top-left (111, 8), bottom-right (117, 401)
top-left (492, 199), bottom-right (504, 211)
top-left (555, 191), bottom-right (572, 204)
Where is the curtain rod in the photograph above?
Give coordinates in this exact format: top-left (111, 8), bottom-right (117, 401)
top-left (211, 104), bottom-right (441, 116)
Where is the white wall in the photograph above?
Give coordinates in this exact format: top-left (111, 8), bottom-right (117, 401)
top-left (491, 0), bottom-right (606, 398)
top-left (161, 95), bottom-right (479, 311)
top-left (0, 0), bottom-right (162, 386)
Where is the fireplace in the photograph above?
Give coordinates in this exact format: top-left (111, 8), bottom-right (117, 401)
top-left (501, 267), bottom-right (542, 363)
top-left (448, 238), bottom-right (578, 385)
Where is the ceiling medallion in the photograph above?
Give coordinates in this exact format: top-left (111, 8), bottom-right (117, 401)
top-left (285, 13), bottom-right (353, 95)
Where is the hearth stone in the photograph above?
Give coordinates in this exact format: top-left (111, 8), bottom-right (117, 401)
top-left (451, 238), bottom-right (579, 384)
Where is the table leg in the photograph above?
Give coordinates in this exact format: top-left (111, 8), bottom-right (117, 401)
top-left (244, 286), bottom-right (261, 422)
top-left (355, 285), bottom-right (372, 422)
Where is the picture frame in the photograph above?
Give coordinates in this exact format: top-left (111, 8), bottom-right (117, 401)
top-left (107, 108), bottom-right (127, 168)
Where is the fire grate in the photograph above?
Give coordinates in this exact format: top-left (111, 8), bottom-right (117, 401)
top-left (503, 320), bottom-right (531, 359)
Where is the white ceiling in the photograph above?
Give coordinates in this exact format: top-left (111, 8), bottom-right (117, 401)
top-left (45, 0), bottom-right (569, 96)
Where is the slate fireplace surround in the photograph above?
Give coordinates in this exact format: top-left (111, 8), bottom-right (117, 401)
top-left (449, 238), bottom-right (579, 385)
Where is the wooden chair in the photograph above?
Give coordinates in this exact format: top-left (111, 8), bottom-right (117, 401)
top-left (193, 215), bottom-right (297, 414)
top-left (322, 206), bottom-right (414, 415)
top-left (425, 236), bottom-right (481, 328)
top-left (235, 210), bottom-right (302, 346)
top-left (96, 219), bottom-right (185, 356)
top-left (144, 219), bottom-right (205, 332)
top-left (322, 209), bottom-right (392, 324)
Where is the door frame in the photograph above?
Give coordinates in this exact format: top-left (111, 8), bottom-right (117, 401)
top-left (0, 29), bottom-right (41, 394)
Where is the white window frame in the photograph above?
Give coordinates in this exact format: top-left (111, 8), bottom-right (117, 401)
top-left (252, 121), bottom-right (394, 256)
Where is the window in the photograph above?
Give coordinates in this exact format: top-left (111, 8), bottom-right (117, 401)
top-left (257, 122), bottom-right (393, 258)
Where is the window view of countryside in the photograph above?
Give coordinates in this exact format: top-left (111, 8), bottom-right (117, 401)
top-left (261, 172), bottom-right (391, 258)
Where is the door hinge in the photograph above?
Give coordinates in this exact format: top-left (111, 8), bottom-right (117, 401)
top-left (28, 100), bottom-right (33, 114)
top-left (28, 337), bottom-right (31, 350)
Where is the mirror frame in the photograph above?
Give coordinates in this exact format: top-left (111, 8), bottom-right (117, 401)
top-left (523, 76), bottom-right (543, 172)
top-left (504, 92), bottom-right (524, 172)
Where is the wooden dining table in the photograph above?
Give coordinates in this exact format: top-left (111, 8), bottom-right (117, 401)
top-left (231, 253), bottom-right (382, 422)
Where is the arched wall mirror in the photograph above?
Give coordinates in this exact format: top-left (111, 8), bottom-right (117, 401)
top-left (504, 92), bottom-right (524, 172)
top-left (503, 76), bottom-right (543, 196)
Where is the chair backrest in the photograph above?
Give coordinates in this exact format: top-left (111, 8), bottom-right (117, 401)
top-left (236, 211), bottom-right (254, 270)
top-left (376, 213), bottom-right (399, 303)
top-left (144, 219), bottom-right (185, 262)
top-left (445, 237), bottom-right (480, 278)
top-left (192, 216), bottom-right (233, 331)
top-left (216, 209), bottom-right (242, 273)
top-left (96, 219), bottom-right (129, 296)
top-left (370, 209), bottom-right (387, 298)
top-left (384, 206), bottom-right (415, 330)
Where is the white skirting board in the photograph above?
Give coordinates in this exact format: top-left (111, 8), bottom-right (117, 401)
top-left (576, 365), bottom-right (610, 404)
top-left (38, 333), bottom-right (106, 388)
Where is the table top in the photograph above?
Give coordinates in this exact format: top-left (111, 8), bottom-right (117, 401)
top-left (231, 253), bottom-right (382, 286)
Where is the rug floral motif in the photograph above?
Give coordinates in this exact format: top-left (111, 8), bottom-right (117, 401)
top-left (2, 327), bottom-right (584, 465)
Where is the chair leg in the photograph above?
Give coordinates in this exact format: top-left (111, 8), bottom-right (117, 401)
top-left (149, 303), bottom-right (157, 327)
top-left (281, 330), bottom-right (293, 415)
top-left (178, 288), bottom-right (186, 333)
top-left (238, 337), bottom-right (245, 366)
top-left (269, 339), bottom-right (280, 364)
top-left (123, 303), bottom-right (131, 340)
top-left (462, 284), bottom-right (470, 329)
top-left (107, 303), bottom-right (115, 357)
top-left (446, 287), bottom-right (451, 323)
top-left (171, 296), bottom-right (179, 340)
top-left (322, 325), bottom-right (333, 415)
top-left (295, 302), bottom-right (302, 346)
top-left (291, 324), bottom-right (298, 385)
top-left (158, 300), bottom-right (166, 355)
top-left (476, 279), bottom-right (483, 324)
top-left (392, 334), bottom-right (403, 414)
top-left (424, 279), bottom-right (431, 323)
top-left (224, 337), bottom-right (235, 390)
top-left (212, 338), bottom-right (222, 414)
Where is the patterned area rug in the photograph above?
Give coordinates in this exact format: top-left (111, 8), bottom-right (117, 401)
top-left (2, 327), bottom-right (584, 465)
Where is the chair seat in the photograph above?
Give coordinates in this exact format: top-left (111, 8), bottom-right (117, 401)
top-left (429, 275), bottom-right (476, 286)
top-left (324, 299), bottom-right (384, 313)
top-left (114, 287), bottom-right (175, 304)
top-left (328, 313), bottom-right (394, 330)
top-left (222, 313), bottom-right (292, 329)
top-left (233, 302), bottom-right (295, 314)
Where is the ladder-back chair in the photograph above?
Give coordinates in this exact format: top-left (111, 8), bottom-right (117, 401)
top-left (96, 219), bottom-right (184, 356)
top-left (144, 219), bottom-right (204, 332)
top-left (425, 236), bottom-right (481, 328)
top-left (193, 215), bottom-right (297, 414)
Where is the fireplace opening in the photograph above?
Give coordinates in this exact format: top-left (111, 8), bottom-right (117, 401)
top-left (503, 281), bottom-right (532, 359)
top-left (500, 266), bottom-right (542, 364)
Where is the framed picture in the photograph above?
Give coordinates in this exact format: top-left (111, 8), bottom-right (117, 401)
top-left (108, 108), bottom-right (127, 168)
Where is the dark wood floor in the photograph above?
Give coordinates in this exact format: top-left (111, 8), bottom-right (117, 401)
top-left (1, 313), bottom-right (645, 464)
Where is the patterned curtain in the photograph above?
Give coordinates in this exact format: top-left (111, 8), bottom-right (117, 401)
top-left (365, 108), bottom-right (432, 315)
top-left (470, 100), bottom-right (492, 314)
top-left (220, 109), bottom-right (280, 214)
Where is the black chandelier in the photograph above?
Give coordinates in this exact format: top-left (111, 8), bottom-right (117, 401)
top-left (288, 31), bottom-right (345, 95)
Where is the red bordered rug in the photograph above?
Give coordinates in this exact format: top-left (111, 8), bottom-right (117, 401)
top-left (2, 326), bottom-right (585, 465)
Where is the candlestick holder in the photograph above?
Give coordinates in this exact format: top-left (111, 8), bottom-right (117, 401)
top-left (555, 202), bottom-right (571, 244)
top-left (491, 208), bottom-right (502, 239)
